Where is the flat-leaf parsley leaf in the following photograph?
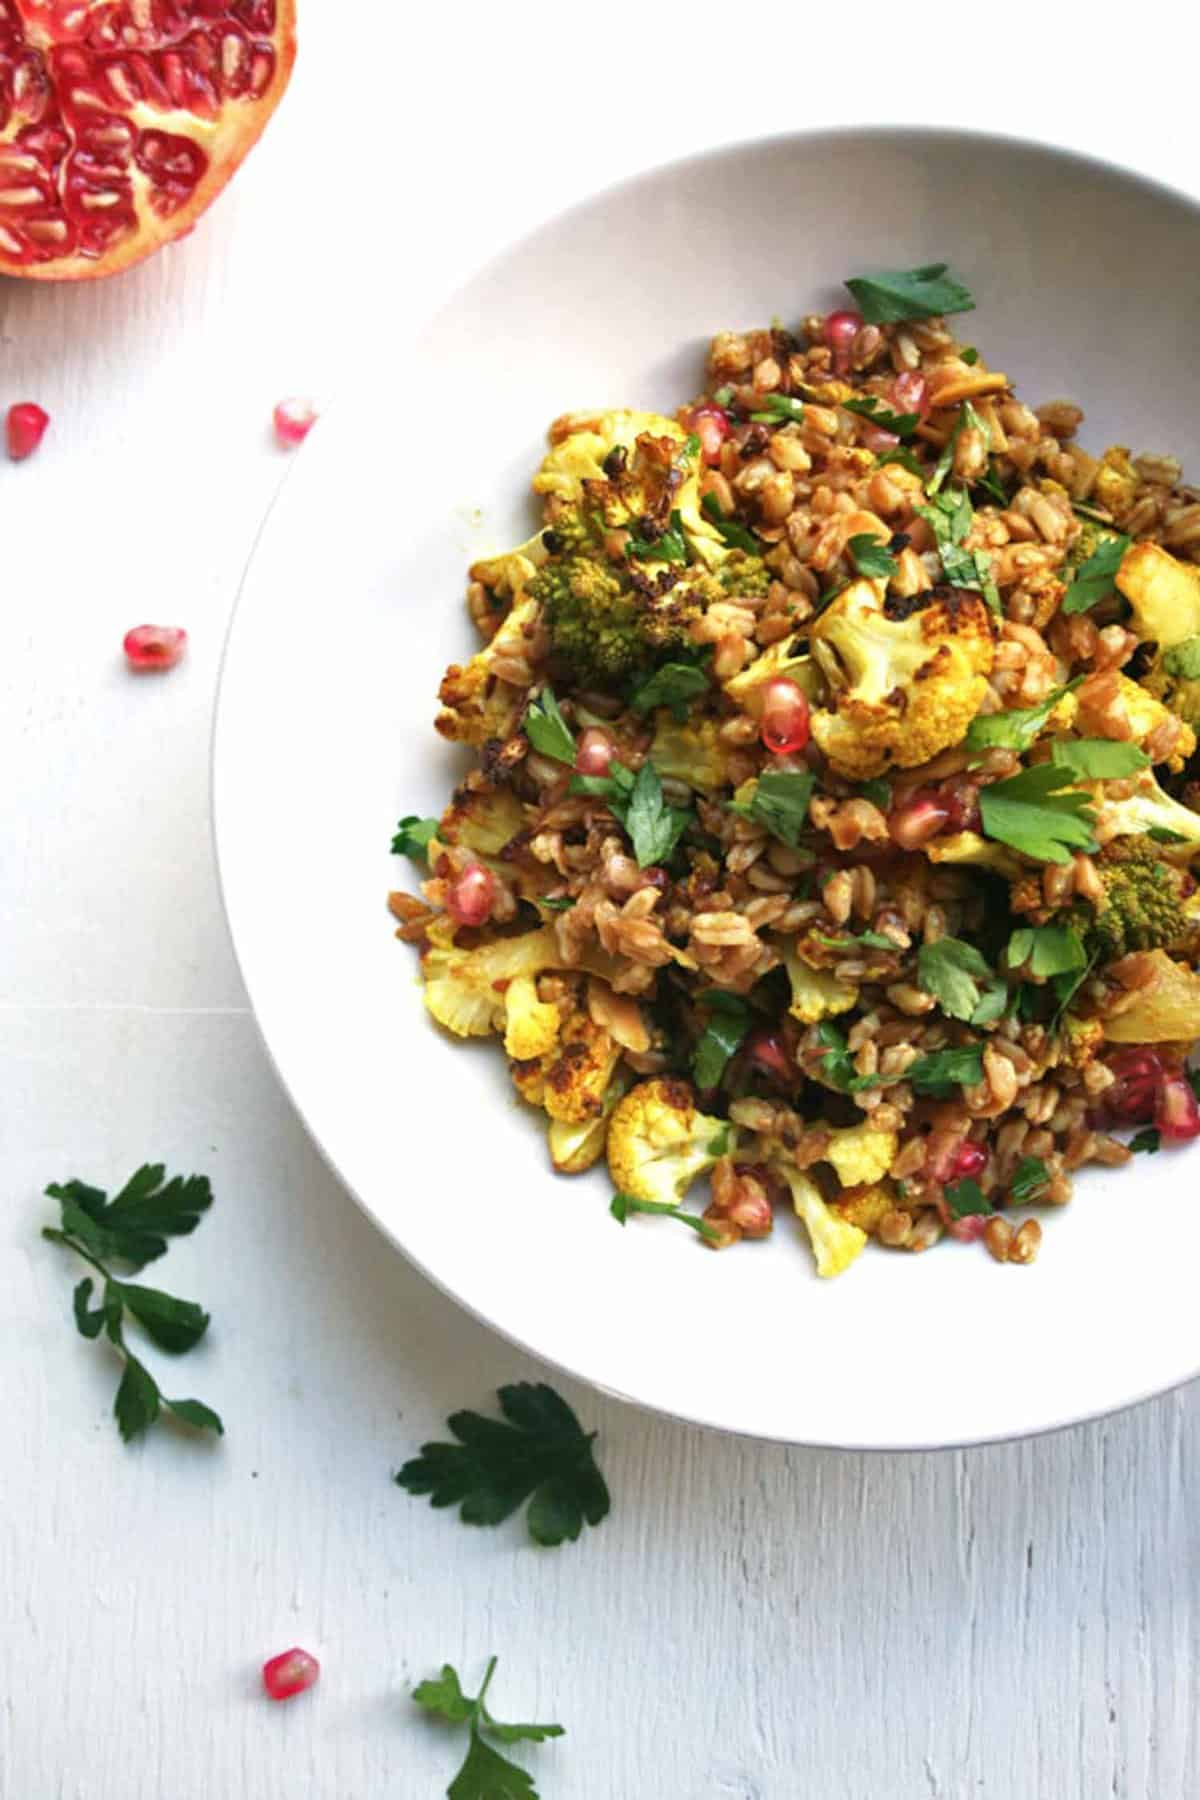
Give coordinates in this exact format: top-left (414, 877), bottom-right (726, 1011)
top-left (979, 764), bottom-right (1097, 864)
top-left (917, 936), bottom-right (992, 1022)
top-left (729, 768), bottom-right (815, 847)
top-left (395, 1382), bottom-right (610, 1548)
top-left (844, 262), bottom-right (976, 324)
top-left (391, 815), bottom-right (440, 859)
top-left (413, 1656), bottom-right (564, 1800)
top-left (1061, 533), bottom-right (1131, 615)
top-left (524, 687), bottom-right (576, 764)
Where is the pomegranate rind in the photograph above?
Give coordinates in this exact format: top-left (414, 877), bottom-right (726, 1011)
top-left (0, 0), bottom-right (297, 282)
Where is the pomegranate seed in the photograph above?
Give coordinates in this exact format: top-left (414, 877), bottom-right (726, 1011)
top-left (1103, 1048), bottom-right (1170, 1126)
top-left (7, 401), bottom-right (49, 460)
top-left (683, 405), bottom-right (730, 465)
top-left (746, 1027), bottom-right (792, 1080)
top-left (1156, 1075), bottom-right (1200, 1143)
top-left (946, 1141), bottom-right (986, 1182)
top-left (446, 861), bottom-right (495, 928)
top-left (262, 1647), bottom-right (320, 1702)
top-left (123, 624), bottom-right (187, 672)
top-left (889, 791), bottom-right (953, 850)
top-left (892, 370), bottom-right (930, 420)
top-left (821, 309), bottom-right (863, 375)
top-left (760, 678), bottom-right (810, 755)
top-left (575, 727), bottom-right (615, 777)
top-left (273, 398), bottom-right (317, 448)
top-left (947, 1213), bottom-right (988, 1243)
top-left (860, 425), bottom-right (899, 454)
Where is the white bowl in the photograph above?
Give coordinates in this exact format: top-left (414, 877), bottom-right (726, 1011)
top-left (214, 128), bottom-right (1200, 1448)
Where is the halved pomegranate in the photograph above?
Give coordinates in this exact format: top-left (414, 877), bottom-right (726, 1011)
top-left (0, 1), bottom-right (297, 281)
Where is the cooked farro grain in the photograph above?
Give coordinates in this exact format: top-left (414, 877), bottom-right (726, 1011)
top-left (397, 262), bottom-right (1200, 1280)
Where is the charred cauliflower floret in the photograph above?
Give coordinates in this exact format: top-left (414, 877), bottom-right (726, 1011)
top-left (438, 783), bottom-right (528, 856)
top-left (502, 974), bottom-right (561, 1062)
top-left (468, 530), bottom-right (550, 610)
top-left (539, 1010), bottom-right (622, 1125)
top-left (808, 579), bottom-right (995, 778)
top-left (547, 1075), bottom-right (629, 1175)
top-left (436, 596), bottom-right (540, 746)
top-left (607, 1077), bottom-right (733, 1208)
top-left (772, 1162), bottom-right (867, 1279)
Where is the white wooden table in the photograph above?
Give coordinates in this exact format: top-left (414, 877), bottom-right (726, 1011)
top-left (5, 13), bottom-right (1200, 1796)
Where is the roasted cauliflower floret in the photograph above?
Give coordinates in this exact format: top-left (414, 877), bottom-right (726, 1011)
top-left (503, 974), bottom-right (561, 1062)
top-left (436, 597), bottom-right (540, 746)
top-left (772, 1162), bottom-right (868, 1279)
top-left (1097, 770), bottom-right (1200, 860)
top-left (783, 948), bottom-right (859, 1024)
top-left (808, 579), bottom-right (995, 778)
top-left (723, 639), bottom-right (820, 710)
top-left (648, 714), bottom-right (730, 793)
top-left (923, 830), bottom-right (1024, 879)
top-left (1102, 949), bottom-right (1200, 1044)
top-left (540, 1010), bottom-right (622, 1125)
top-left (832, 1181), bottom-right (897, 1234)
top-left (1117, 541), bottom-right (1200, 648)
top-left (422, 927), bottom-right (561, 1039)
top-left (606, 1077), bottom-right (733, 1207)
top-left (1092, 445), bottom-right (1138, 520)
top-left (547, 1075), bottom-right (629, 1174)
top-left (468, 530), bottom-right (550, 608)
top-left (823, 1123), bottom-right (898, 1188)
top-left (438, 783), bottom-right (528, 856)
top-left (1074, 671), bottom-right (1196, 771)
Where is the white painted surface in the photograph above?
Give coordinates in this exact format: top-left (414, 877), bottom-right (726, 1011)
top-left (5, 9), bottom-right (1200, 1796)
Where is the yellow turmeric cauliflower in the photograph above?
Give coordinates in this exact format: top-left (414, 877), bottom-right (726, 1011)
top-left (1074, 671), bottom-right (1196, 771)
top-left (783, 948), bottom-right (858, 1024)
top-left (772, 1163), bottom-right (867, 1279)
top-left (547, 1076), bottom-right (629, 1175)
top-left (438, 783), bottom-right (528, 856)
top-left (832, 1182), bottom-right (897, 1234)
top-left (1092, 445), bottom-right (1138, 519)
top-left (823, 1123), bottom-right (898, 1188)
top-left (468, 529), bottom-right (549, 606)
top-left (722, 639), bottom-right (820, 711)
top-left (422, 927), bottom-right (561, 1040)
top-left (607, 1077), bottom-right (733, 1207)
top-left (502, 975), bottom-right (561, 1062)
top-left (1117, 541), bottom-right (1200, 649)
top-left (436, 596), bottom-right (539, 746)
top-left (648, 714), bottom-right (731, 793)
top-left (808, 578), bottom-right (995, 778)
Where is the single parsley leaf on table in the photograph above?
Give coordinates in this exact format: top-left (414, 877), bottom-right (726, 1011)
top-left (978, 763), bottom-right (1097, 864)
top-left (42, 1166), bottom-right (222, 1442)
top-left (729, 768), bottom-right (815, 848)
top-left (611, 1191), bottom-right (719, 1243)
top-left (1061, 533), bottom-right (1132, 615)
top-left (847, 532), bottom-right (898, 581)
top-left (524, 687), bottom-right (576, 764)
top-left (414, 1657), bottom-right (564, 1800)
top-left (395, 1382), bottom-right (610, 1548)
top-left (391, 815), bottom-right (440, 859)
top-left (917, 936), bottom-right (992, 1023)
top-left (844, 262), bottom-right (976, 324)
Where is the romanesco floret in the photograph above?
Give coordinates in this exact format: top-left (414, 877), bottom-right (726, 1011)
top-left (808, 578), bottom-right (995, 779)
top-left (1065, 838), bottom-right (1190, 964)
top-left (772, 1162), bottom-right (867, 1279)
top-left (531, 549), bottom-right (701, 685)
top-left (718, 552), bottom-right (772, 599)
top-left (606, 1077), bottom-right (733, 1207)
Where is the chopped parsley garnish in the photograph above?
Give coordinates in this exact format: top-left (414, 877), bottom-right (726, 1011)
top-left (906, 1044), bottom-right (985, 1096)
top-left (814, 929), bottom-right (896, 952)
top-left (1009, 1155), bottom-right (1051, 1203)
top-left (701, 490), bottom-right (761, 554)
top-left (960, 346), bottom-right (980, 366)
top-left (945, 1177), bottom-right (992, 1219)
top-left (1129, 1128), bottom-right (1161, 1155)
top-left (628, 659), bottom-right (710, 720)
top-left (1061, 533), bottom-right (1132, 615)
top-left (814, 1020), bottom-right (880, 1093)
top-left (978, 764), bottom-right (1097, 864)
top-left (915, 487), bottom-right (1000, 613)
top-left (413, 1657), bottom-right (564, 1800)
top-left (917, 936), bottom-right (992, 1022)
top-left (753, 392), bottom-right (806, 425)
top-left (973, 462), bottom-right (1011, 508)
top-left (538, 895), bottom-right (576, 912)
top-left (571, 761), bottom-right (690, 868)
top-left (1005, 924), bottom-right (1088, 979)
top-left (712, 384), bottom-right (735, 407)
top-left (964, 682), bottom-right (1079, 755)
top-left (847, 532), bottom-right (898, 580)
top-left (524, 686), bottom-right (576, 763)
top-left (875, 445), bottom-right (927, 480)
top-left (611, 1191), bottom-right (719, 1242)
top-left (728, 768), bottom-right (815, 848)
top-left (841, 394), bottom-right (921, 439)
top-left (1049, 738), bottom-right (1150, 780)
top-left (628, 507), bottom-right (688, 565)
top-left (969, 980), bottom-right (1010, 1027)
top-left (396, 1382), bottom-right (610, 1547)
top-left (860, 777), bottom-right (892, 811)
top-left (391, 814), bottom-right (439, 858)
top-left (844, 262), bottom-right (976, 324)
top-left (42, 1165), bottom-right (222, 1442)
top-left (691, 991), bottom-right (751, 1090)
top-left (929, 399), bottom-right (989, 496)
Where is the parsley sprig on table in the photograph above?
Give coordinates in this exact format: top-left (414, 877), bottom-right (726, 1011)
top-left (396, 1383), bottom-right (610, 1548)
top-left (414, 1657), bottom-right (563, 1800)
top-left (42, 1165), bottom-right (222, 1442)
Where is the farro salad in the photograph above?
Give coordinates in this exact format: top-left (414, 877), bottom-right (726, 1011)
top-left (389, 262), bottom-right (1200, 1277)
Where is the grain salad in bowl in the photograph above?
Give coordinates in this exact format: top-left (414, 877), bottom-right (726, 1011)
top-left (389, 261), bottom-right (1200, 1280)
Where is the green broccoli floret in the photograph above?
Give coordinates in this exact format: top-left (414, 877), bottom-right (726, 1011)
top-left (718, 551), bottom-right (772, 599)
top-left (1067, 838), bottom-right (1189, 962)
